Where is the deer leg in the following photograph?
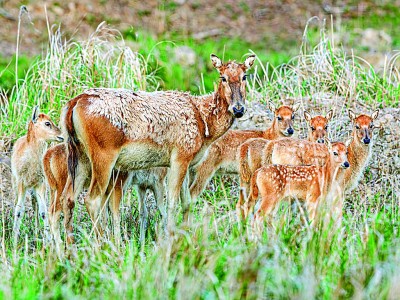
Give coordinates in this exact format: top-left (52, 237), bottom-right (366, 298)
top-left (154, 180), bottom-right (167, 233)
top-left (137, 185), bottom-right (148, 244)
top-left (190, 148), bottom-right (222, 201)
top-left (62, 176), bottom-right (76, 245)
top-left (13, 182), bottom-right (27, 244)
top-left (167, 152), bottom-right (191, 230)
top-left (236, 180), bottom-right (250, 221)
top-left (49, 187), bottom-right (62, 253)
top-left (85, 152), bottom-right (118, 241)
top-left (180, 171), bottom-right (191, 223)
top-left (35, 183), bottom-right (51, 242)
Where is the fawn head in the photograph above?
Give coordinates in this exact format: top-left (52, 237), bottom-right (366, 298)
top-left (29, 106), bottom-right (64, 143)
top-left (326, 138), bottom-right (351, 169)
top-left (268, 102), bottom-right (300, 136)
top-left (211, 54), bottom-right (256, 118)
top-left (348, 110), bottom-right (379, 145)
top-left (304, 110), bottom-right (333, 143)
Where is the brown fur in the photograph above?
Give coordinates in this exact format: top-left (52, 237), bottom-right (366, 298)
top-left (62, 54), bottom-right (256, 237)
top-left (11, 107), bottom-right (63, 243)
top-left (304, 110), bottom-right (333, 143)
top-left (189, 102), bottom-right (300, 200)
top-left (245, 141), bottom-right (350, 228)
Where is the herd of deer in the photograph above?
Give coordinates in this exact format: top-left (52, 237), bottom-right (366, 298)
top-left (10, 53), bottom-right (379, 249)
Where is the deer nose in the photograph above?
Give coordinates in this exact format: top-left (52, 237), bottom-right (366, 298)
top-left (317, 138), bottom-right (325, 144)
top-left (363, 138), bottom-right (370, 144)
top-left (233, 106), bottom-right (245, 118)
top-left (287, 127), bottom-right (294, 135)
top-left (343, 161), bottom-right (350, 168)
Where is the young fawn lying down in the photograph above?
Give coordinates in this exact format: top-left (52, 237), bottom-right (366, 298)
top-left (243, 139), bottom-right (351, 225)
top-left (237, 111), bottom-right (333, 218)
top-left (11, 106), bottom-right (63, 244)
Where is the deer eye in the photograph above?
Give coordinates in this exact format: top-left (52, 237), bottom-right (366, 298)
top-left (370, 124), bottom-right (374, 128)
top-left (333, 152), bottom-right (338, 156)
top-left (45, 122), bottom-right (51, 127)
top-left (291, 114), bottom-right (295, 120)
top-left (311, 126), bottom-right (316, 131)
top-left (220, 77), bottom-right (227, 82)
top-left (346, 152), bottom-right (349, 155)
top-left (324, 126), bottom-right (328, 130)
top-left (242, 75), bottom-right (247, 81)
top-left (355, 125), bottom-right (360, 129)
top-left (277, 116), bottom-right (282, 121)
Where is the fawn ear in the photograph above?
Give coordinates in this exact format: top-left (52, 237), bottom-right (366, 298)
top-left (210, 54), bottom-right (222, 69)
top-left (348, 109), bottom-right (356, 121)
top-left (345, 137), bottom-right (352, 147)
top-left (326, 109), bottom-right (334, 121)
top-left (292, 103), bottom-right (301, 113)
top-left (325, 137), bottom-right (332, 151)
top-left (371, 109), bottom-right (379, 120)
top-left (32, 106), bottom-right (40, 123)
top-left (304, 111), bottom-right (312, 122)
top-left (268, 102), bottom-right (276, 113)
top-left (243, 54), bottom-right (256, 70)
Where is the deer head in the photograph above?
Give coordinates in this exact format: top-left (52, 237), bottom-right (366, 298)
top-left (211, 54), bottom-right (256, 118)
top-left (326, 138), bottom-right (351, 169)
top-left (304, 110), bottom-right (333, 143)
top-left (29, 106), bottom-right (64, 143)
top-left (268, 102), bottom-right (300, 136)
top-left (348, 110), bottom-right (379, 145)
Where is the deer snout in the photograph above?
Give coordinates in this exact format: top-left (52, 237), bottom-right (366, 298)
top-left (232, 105), bottom-right (245, 118)
top-left (363, 137), bottom-right (370, 144)
top-left (316, 138), bottom-right (325, 144)
top-left (342, 161), bottom-right (350, 169)
top-left (286, 127), bottom-right (294, 136)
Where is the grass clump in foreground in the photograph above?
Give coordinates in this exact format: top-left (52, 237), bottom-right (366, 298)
top-left (0, 20), bottom-right (399, 299)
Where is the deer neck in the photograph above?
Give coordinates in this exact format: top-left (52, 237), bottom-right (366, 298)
top-left (321, 156), bottom-right (341, 197)
top-left (193, 84), bottom-right (234, 143)
top-left (345, 131), bottom-right (372, 190)
top-left (262, 118), bottom-right (281, 140)
top-left (27, 122), bottom-right (47, 153)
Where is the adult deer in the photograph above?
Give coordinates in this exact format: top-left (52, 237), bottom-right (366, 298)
top-left (189, 102), bottom-right (300, 200)
top-left (11, 106), bottom-right (63, 244)
top-left (63, 53), bottom-right (256, 236)
top-left (245, 139), bottom-right (351, 229)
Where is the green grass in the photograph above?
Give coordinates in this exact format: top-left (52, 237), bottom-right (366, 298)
top-left (0, 19), bottom-right (399, 300)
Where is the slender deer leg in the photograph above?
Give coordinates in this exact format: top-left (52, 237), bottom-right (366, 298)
top-left (13, 182), bottom-right (27, 244)
top-left (180, 171), bottom-right (191, 223)
top-left (48, 187), bottom-right (62, 253)
top-left (154, 181), bottom-right (167, 233)
top-left (137, 186), bottom-right (148, 243)
top-left (36, 183), bottom-right (51, 242)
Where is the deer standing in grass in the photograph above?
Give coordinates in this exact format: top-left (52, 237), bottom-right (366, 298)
top-left (11, 106), bottom-right (64, 244)
top-left (189, 101), bottom-right (300, 200)
top-left (62, 53), bottom-right (255, 237)
top-left (237, 109), bottom-right (379, 219)
top-left (245, 139), bottom-right (351, 228)
top-left (237, 110), bottom-right (333, 218)
top-left (43, 142), bottom-right (167, 248)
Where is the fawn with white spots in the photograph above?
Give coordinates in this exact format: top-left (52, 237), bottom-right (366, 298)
top-left (237, 110), bottom-right (333, 218)
top-left (244, 139), bottom-right (351, 228)
top-left (190, 102), bottom-right (300, 200)
top-left (11, 106), bottom-right (63, 244)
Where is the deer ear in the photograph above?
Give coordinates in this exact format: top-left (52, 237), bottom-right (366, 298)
top-left (326, 109), bottom-right (334, 121)
top-left (345, 137), bottom-right (352, 147)
top-left (244, 54), bottom-right (256, 70)
top-left (32, 106), bottom-right (40, 123)
top-left (371, 109), bottom-right (379, 120)
top-left (210, 54), bottom-right (222, 69)
top-left (348, 109), bottom-right (356, 121)
top-left (325, 137), bottom-right (332, 151)
top-left (268, 102), bottom-right (276, 112)
top-left (292, 103), bottom-right (301, 113)
top-left (304, 111), bottom-right (312, 122)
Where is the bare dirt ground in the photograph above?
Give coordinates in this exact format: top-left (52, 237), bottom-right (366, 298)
top-left (0, 0), bottom-right (393, 57)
